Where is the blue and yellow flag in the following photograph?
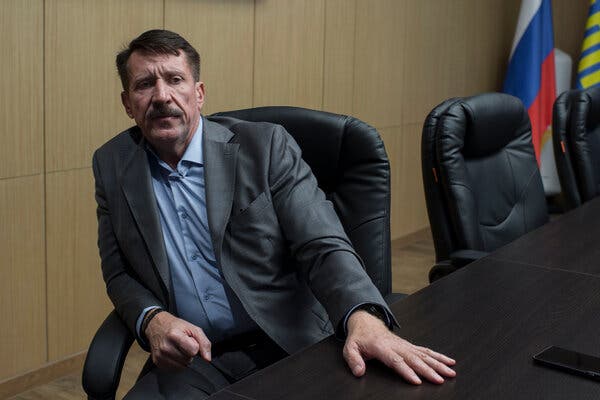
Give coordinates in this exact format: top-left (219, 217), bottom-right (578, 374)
top-left (577, 0), bottom-right (600, 88)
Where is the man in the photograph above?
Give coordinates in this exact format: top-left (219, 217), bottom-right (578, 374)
top-left (93, 29), bottom-right (455, 398)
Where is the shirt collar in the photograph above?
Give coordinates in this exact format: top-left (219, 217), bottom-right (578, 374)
top-left (180, 117), bottom-right (204, 166)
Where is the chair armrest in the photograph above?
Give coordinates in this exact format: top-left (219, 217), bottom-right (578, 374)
top-left (429, 249), bottom-right (489, 282)
top-left (82, 310), bottom-right (134, 400)
top-left (429, 261), bottom-right (455, 282)
top-left (449, 249), bottom-right (489, 267)
top-left (384, 292), bottom-right (407, 305)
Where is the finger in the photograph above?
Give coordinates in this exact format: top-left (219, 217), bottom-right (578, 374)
top-left (401, 352), bottom-right (445, 384)
top-left (418, 352), bottom-right (456, 378)
top-left (173, 331), bottom-right (201, 358)
top-left (415, 346), bottom-right (456, 365)
top-left (382, 353), bottom-right (423, 385)
top-left (188, 326), bottom-right (212, 361)
top-left (343, 341), bottom-right (366, 377)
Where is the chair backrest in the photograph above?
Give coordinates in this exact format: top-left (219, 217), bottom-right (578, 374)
top-left (211, 106), bottom-right (392, 297)
top-left (552, 89), bottom-right (581, 210)
top-left (553, 86), bottom-right (600, 208)
top-left (422, 93), bottom-right (548, 261)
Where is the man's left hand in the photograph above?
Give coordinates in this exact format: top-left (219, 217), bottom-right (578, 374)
top-left (343, 310), bottom-right (456, 385)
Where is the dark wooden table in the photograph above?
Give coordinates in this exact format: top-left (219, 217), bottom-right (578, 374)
top-left (490, 197), bottom-right (600, 275)
top-left (211, 199), bottom-right (600, 399)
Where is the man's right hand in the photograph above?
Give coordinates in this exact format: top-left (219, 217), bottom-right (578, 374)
top-left (145, 311), bottom-right (212, 370)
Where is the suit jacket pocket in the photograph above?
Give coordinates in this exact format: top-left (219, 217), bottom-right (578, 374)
top-left (230, 191), bottom-right (270, 227)
top-left (311, 303), bottom-right (333, 333)
top-left (226, 191), bottom-right (280, 268)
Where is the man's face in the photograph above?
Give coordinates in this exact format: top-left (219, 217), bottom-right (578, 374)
top-left (121, 51), bottom-right (204, 150)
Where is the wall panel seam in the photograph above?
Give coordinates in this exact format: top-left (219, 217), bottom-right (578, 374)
top-left (46, 166), bottom-right (93, 176)
top-left (320, 0), bottom-right (326, 111)
top-left (252, 0), bottom-right (257, 107)
top-left (43, 0), bottom-right (50, 364)
top-left (351, 0), bottom-right (357, 116)
top-left (0, 173), bottom-right (45, 183)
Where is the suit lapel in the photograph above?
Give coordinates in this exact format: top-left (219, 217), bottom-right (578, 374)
top-left (203, 118), bottom-right (239, 265)
top-left (119, 142), bottom-right (171, 294)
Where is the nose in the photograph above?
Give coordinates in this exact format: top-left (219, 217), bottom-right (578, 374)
top-left (152, 79), bottom-right (170, 103)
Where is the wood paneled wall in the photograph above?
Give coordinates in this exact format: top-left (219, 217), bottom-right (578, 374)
top-left (0, 0), bottom-right (46, 382)
top-left (0, 0), bottom-right (588, 385)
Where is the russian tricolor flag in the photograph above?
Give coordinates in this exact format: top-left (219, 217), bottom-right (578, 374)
top-left (503, 0), bottom-right (556, 164)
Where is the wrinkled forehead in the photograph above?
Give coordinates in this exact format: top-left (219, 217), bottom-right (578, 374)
top-left (126, 50), bottom-right (190, 79)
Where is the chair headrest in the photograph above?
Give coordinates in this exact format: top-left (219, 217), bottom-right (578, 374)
top-left (575, 86), bottom-right (600, 127)
top-left (441, 93), bottom-right (530, 158)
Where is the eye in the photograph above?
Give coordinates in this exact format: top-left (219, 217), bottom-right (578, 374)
top-left (135, 80), bottom-right (152, 90)
top-left (171, 76), bottom-right (183, 84)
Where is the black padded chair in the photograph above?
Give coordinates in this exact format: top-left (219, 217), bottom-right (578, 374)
top-left (83, 106), bottom-right (400, 400)
top-left (552, 86), bottom-right (600, 210)
top-left (422, 93), bottom-right (549, 282)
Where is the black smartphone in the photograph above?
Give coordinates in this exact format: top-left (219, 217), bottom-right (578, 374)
top-left (533, 345), bottom-right (600, 380)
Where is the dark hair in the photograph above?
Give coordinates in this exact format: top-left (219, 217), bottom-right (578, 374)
top-left (116, 29), bottom-right (200, 90)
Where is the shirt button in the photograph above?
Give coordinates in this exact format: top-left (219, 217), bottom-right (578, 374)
top-left (204, 294), bottom-right (211, 301)
top-left (181, 212), bottom-right (188, 219)
top-left (191, 254), bottom-right (198, 261)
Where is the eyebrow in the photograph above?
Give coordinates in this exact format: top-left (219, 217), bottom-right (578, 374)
top-left (132, 68), bottom-right (186, 83)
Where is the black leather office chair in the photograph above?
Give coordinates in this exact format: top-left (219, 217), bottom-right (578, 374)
top-left (552, 86), bottom-right (600, 210)
top-left (83, 106), bottom-right (399, 399)
top-left (422, 93), bottom-right (549, 282)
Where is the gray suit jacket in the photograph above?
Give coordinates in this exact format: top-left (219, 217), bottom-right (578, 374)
top-left (92, 116), bottom-right (388, 353)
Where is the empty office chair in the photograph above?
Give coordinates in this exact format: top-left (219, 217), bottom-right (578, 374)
top-left (552, 86), bottom-right (600, 210)
top-left (422, 93), bottom-right (549, 282)
top-left (83, 106), bottom-right (399, 399)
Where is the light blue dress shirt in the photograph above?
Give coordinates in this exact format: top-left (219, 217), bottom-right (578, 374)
top-left (137, 118), bottom-right (257, 342)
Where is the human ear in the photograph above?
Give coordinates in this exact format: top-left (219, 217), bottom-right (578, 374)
top-left (196, 82), bottom-right (205, 111)
top-left (121, 91), bottom-right (134, 119)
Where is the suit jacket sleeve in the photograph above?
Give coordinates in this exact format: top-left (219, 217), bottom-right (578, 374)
top-left (267, 125), bottom-right (391, 329)
top-left (93, 150), bottom-right (164, 346)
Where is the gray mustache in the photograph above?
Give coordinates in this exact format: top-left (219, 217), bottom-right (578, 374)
top-left (147, 106), bottom-right (183, 119)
